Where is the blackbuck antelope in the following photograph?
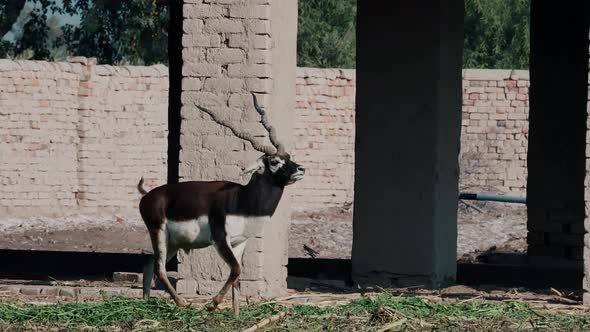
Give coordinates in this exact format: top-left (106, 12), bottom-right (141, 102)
top-left (137, 93), bottom-right (304, 315)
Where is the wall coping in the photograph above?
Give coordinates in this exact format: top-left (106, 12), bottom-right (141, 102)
top-left (296, 67), bottom-right (531, 82)
top-left (0, 56), bottom-right (168, 77)
top-left (4, 60), bottom-right (535, 82)
top-left (297, 67), bottom-right (355, 80)
top-left (462, 68), bottom-right (529, 80)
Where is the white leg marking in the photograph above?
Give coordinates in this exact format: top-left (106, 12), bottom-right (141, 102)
top-left (231, 240), bottom-right (248, 269)
top-left (157, 223), bottom-right (187, 306)
top-left (229, 238), bottom-right (247, 317)
top-left (157, 226), bottom-right (167, 269)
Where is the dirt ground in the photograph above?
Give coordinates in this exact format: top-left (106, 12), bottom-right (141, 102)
top-left (289, 201), bottom-right (527, 260)
top-left (0, 215), bottom-right (152, 253)
top-left (0, 200), bottom-right (526, 260)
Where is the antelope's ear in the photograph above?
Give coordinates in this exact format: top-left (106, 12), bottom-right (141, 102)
top-left (240, 157), bottom-right (265, 176)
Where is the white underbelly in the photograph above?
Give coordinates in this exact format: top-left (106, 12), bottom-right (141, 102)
top-left (166, 216), bottom-right (211, 249)
top-left (166, 215), bottom-right (270, 249)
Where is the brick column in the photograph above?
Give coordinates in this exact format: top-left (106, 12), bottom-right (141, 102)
top-left (583, 38), bottom-right (590, 304)
top-left (527, 1), bottom-right (589, 270)
top-left (175, 0), bottom-right (297, 298)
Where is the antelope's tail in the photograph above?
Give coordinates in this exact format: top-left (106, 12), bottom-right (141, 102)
top-left (137, 177), bottom-right (148, 195)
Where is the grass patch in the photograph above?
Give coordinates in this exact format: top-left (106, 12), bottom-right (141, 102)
top-left (0, 293), bottom-right (589, 331)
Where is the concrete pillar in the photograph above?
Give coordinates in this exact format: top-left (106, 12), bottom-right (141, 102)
top-left (351, 0), bottom-right (464, 288)
top-left (174, 0), bottom-right (297, 298)
top-left (522, 1), bottom-right (590, 304)
top-left (526, 1), bottom-right (589, 273)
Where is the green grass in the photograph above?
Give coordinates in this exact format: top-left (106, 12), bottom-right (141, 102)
top-left (1, 292), bottom-right (589, 331)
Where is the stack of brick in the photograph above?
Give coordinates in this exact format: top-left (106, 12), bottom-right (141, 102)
top-left (177, 0), bottom-right (286, 298)
top-left (0, 57), bottom-right (168, 220)
top-left (292, 67), bottom-right (355, 212)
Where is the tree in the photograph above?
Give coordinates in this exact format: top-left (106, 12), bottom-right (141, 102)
top-left (0, 0), bottom-right (530, 69)
top-left (0, 0), bottom-right (168, 65)
top-left (463, 0), bottom-right (530, 69)
top-left (1, 0), bottom-right (61, 60)
top-left (0, 0), bottom-right (26, 38)
top-left (15, 1), bottom-right (63, 60)
top-left (296, 0), bottom-right (529, 69)
top-left (297, 0), bottom-right (356, 69)
top-left (60, 0), bottom-right (168, 65)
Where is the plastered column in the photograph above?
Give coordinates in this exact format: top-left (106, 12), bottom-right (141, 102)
top-left (352, 0), bottom-right (464, 288)
top-left (175, 0), bottom-right (297, 298)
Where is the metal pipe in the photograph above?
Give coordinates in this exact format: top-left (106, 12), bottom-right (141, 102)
top-left (459, 192), bottom-right (526, 204)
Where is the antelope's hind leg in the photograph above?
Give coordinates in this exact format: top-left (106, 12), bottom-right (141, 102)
top-left (142, 255), bottom-right (155, 300)
top-left (150, 225), bottom-right (187, 307)
top-left (142, 250), bottom-right (178, 300)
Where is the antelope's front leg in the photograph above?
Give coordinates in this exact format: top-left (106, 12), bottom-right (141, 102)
top-left (206, 238), bottom-right (241, 312)
top-left (230, 240), bottom-right (247, 317)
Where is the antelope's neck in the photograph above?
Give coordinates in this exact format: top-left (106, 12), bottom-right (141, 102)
top-left (239, 175), bottom-right (284, 217)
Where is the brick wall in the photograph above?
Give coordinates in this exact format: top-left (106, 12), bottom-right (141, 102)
top-left (76, 60), bottom-right (168, 215)
top-left (0, 59), bottom-right (81, 216)
top-left (0, 57), bottom-right (168, 219)
top-left (290, 68), bottom-right (531, 212)
top-left (292, 68), bottom-right (355, 211)
top-left (460, 69), bottom-right (529, 194)
top-left (1, 62), bottom-right (533, 217)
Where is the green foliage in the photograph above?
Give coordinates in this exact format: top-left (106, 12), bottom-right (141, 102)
top-left (464, 0), bottom-right (530, 69)
top-left (0, 0), bottom-right (26, 38)
top-left (14, 1), bottom-right (58, 60)
top-left (0, 0), bottom-right (530, 69)
top-left (296, 0), bottom-right (529, 69)
top-left (60, 0), bottom-right (168, 65)
top-left (297, 0), bottom-right (356, 69)
top-left (0, 0), bottom-right (62, 60)
top-left (0, 40), bottom-right (12, 57)
top-left (0, 0), bottom-right (168, 65)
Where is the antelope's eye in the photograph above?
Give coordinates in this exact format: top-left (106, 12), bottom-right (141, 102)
top-left (270, 160), bottom-right (279, 166)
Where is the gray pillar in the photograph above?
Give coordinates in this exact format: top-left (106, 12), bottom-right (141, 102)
top-left (526, 1), bottom-right (589, 270)
top-left (352, 0), bottom-right (464, 288)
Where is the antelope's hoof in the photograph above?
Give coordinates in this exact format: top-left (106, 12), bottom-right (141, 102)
top-left (175, 298), bottom-right (190, 307)
top-left (205, 295), bottom-right (222, 311)
top-left (205, 301), bottom-right (218, 312)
